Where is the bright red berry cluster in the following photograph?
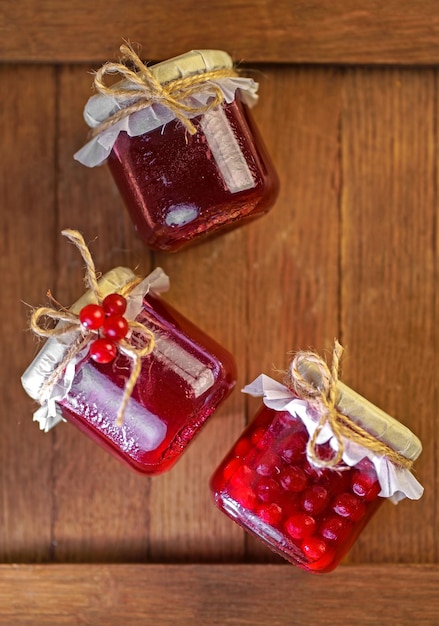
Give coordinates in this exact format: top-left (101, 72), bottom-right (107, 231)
top-left (79, 293), bottom-right (129, 364)
top-left (215, 407), bottom-right (383, 573)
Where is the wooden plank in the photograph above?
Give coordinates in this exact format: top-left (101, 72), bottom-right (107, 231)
top-left (54, 65), bottom-right (247, 562)
top-left (245, 66), bottom-right (342, 560)
top-left (142, 56), bottom-right (306, 567)
top-left (341, 68), bottom-right (436, 563)
top-left (145, 241), bottom-right (247, 559)
top-left (2, 1), bottom-right (439, 64)
top-left (52, 65), bottom-right (156, 562)
top-left (436, 69), bottom-right (439, 566)
top-left (0, 66), bottom-right (56, 561)
top-left (0, 563), bottom-right (437, 625)
top-left (246, 66), bottom-right (342, 378)
top-left (2, 57), bottom-right (437, 578)
top-left (148, 226), bottom-right (247, 557)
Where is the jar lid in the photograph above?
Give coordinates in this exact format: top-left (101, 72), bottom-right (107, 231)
top-left (22, 267), bottom-right (136, 403)
top-left (300, 361), bottom-right (422, 462)
top-left (150, 49), bottom-right (233, 85)
top-left (22, 266), bottom-right (170, 433)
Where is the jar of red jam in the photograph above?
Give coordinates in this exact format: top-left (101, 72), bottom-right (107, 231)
top-left (210, 357), bottom-right (423, 573)
top-left (74, 47), bottom-right (279, 251)
top-left (22, 257), bottom-right (236, 475)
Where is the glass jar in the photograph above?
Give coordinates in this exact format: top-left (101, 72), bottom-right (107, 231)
top-left (74, 49), bottom-right (279, 251)
top-left (210, 366), bottom-right (423, 573)
top-left (22, 267), bottom-right (236, 475)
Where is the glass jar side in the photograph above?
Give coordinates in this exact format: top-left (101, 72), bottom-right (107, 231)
top-left (210, 405), bottom-right (384, 573)
top-left (60, 293), bottom-right (237, 475)
top-left (107, 98), bottom-right (279, 251)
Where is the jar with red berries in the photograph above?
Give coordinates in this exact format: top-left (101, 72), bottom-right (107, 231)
top-left (210, 352), bottom-right (423, 573)
top-left (74, 46), bottom-right (279, 252)
top-left (22, 240), bottom-right (236, 475)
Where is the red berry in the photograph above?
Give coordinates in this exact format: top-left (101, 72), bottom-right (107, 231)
top-left (89, 338), bottom-right (117, 364)
top-left (320, 468), bottom-right (351, 495)
top-left (234, 438), bottom-right (251, 458)
top-left (333, 493), bottom-right (366, 521)
top-left (230, 464), bottom-right (253, 488)
top-left (230, 485), bottom-right (257, 510)
top-left (277, 492), bottom-right (301, 517)
top-left (285, 513), bottom-right (316, 539)
top-left (279, 431), bottom-right (308, 464)
top-left (250, 427), bottom-right (266, 447)
top-left (102, 314), bottom-right (129, 341)
top-left (255, 477), bottom-right (282, 502)
top-left (279, 466), bottom-right (308, 493)
top-left (319, 515), bottom-right (351, 543)
top-left (258, 503), bottom-right (283, 526)
top-left (313, 442), bottom-right (336, 463)
top-left (255, 451), bottom-right (281, 477)
top-left (222, 458), bottom-right (241, 481)
top-left (102, 293), bottom-right (127, 316)
top-left (302, 536), bottom-right (328, 561)
top-left (304, 549), bottom-right (336, 572)
top-left (302, 460), bottom-right (321, 481)
top-left (301, 485), bottom-right (330, 516)
top-left (79, 304), bottom-right (105, 330)
top-left (351, 470), bottom-right (381, 501)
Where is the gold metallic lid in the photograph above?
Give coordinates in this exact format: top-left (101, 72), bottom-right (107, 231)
top-left (301, 361), bottom-right (422, 462)
top-left (151, 49), bottom-right (233, 84)
top-left (68, 267), bottom-right (136, 313)
top-left (21, 267), bottom-right (136, 402)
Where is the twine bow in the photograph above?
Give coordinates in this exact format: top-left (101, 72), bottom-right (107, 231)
top-left (30, 229), bottom-right (155, 426)
top-left (286, 341), bottom-right (413, 470)
top-left (91, 43), bottom-right (238, 137)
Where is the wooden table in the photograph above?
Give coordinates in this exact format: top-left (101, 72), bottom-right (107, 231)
top-left (1, 2), bottom-right (437, 624)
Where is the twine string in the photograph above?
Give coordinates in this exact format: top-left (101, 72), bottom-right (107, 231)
top-left (30, 230), bottom-right (155, 425)
top-left (115, 321), bottom-right (155, 426)
top-left (62, 229), bottom-right (103, 302)
top-left (91, 43), bottom-right (238, 137)
top-left (286, 341), bottom-right (413, 470)
top-left (31, 307), bottom-right (79, 337)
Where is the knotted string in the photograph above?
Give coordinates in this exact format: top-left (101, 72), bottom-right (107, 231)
top-left (286, 341), bottom-right (413, 470)
top-left (91, 43), bottom-right (238, 137)
top-left (30, 229), bottom-right (155, 426)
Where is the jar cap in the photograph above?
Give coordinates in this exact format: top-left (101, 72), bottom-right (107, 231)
top-left (300, 361), bottom-right (422, 462)
top-left (22, 267), bottom-right (137, 403)
top-left (150, 49), bottom-right (233, 85)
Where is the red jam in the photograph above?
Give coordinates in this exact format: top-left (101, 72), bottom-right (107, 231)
top-left (107, 98), bottom-right (279, 251)
top-left (59, 293), bottom-right (237, 474)
top-left (210, 405), bottom-right (384, 573)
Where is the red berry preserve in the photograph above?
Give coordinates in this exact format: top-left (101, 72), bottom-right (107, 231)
top-left (210, 360), bottom-right (423, 573)
top-left (22, 267), bottom-right (236, 475)
top-left (75, 48), bottom-right (279, 252)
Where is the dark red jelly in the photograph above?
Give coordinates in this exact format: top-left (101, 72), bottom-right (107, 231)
top-left (107, 98), bottom-right (279, 251)
top-left (23, 267), bottom-right (236, 476)
top-left (210, 405), bottom-right (384, 573)
top-left (76, 49), bottom-right (279, 251)
top-left (57, 292), bottom-right (236, 474)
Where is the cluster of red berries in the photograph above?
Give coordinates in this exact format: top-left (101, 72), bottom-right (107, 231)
top-left (220, 410), bottom-right (382, 571)
top-left (79, 293), bottom-right (129, 364)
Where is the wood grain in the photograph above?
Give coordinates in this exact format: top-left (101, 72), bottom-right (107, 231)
top-left (245, 66), bottom-right (342, 560)
top-left (341, 68), bottom-right (437, 564)
top-left (0, 564), bottom-right (437, 625)
top-left (1, 51), bottom-right (438, 623)
top-left (52, 65), bottom-right (156, 562)
top-left (2, 1), bottom-right (439, 64)
top-left (0, 66), bottom-right (56, 562)
top-left (148, 229), bottom-right (248, 560)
